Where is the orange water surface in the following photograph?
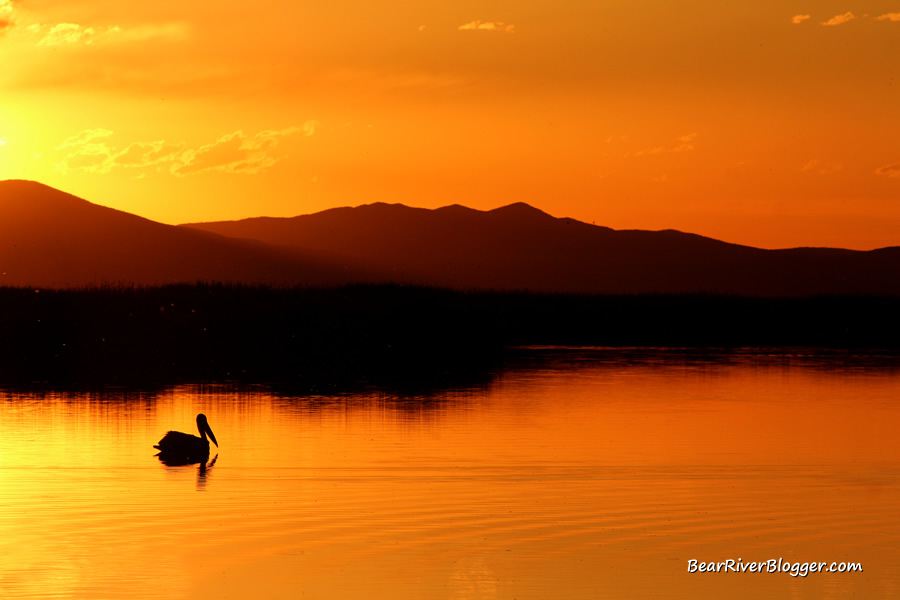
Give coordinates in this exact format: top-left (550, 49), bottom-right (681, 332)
top-left (1, 348), bottom-right (898, 599)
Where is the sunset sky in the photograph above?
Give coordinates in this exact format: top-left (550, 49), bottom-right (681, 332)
top-left (1, 0), bottom-right (898, 249)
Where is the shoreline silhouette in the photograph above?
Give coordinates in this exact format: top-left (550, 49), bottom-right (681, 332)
top-left (1, 283), bottom-right (897, 388)
top-left (3, 180), bottom-right (899, 389)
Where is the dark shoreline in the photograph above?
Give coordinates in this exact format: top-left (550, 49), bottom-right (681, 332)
top-left (1, 284), bottom-right (898, 388)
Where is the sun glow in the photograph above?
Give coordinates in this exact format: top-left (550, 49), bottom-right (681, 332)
top-left (1, 1), bottom-right (898, 248)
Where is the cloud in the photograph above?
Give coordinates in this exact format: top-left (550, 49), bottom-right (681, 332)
top-left (114, 140), bottom-right (186, 170)
top-left (875, 163), bottom-right (900, 178)
top-left (821, 12), bottom-right (855, 26)
top-left (634, 133), bottom-right (698, 156)
top-left (172, 127), bottom-right (303, 176)
top-left (301, 120), bottom-right (319, 136)
top-left (56, 128), bottom-right (114, 150)
top-left (459, 20), bottom-right (515, 33)
top-left (56, 138), bottom-right (186, 175)
top-left (54, 124), bottom-right (316, 177)
top-left (117, 23), bottom-right (189, 42)
top-left (674, 132), bottom-right (697, 151)
top-left (27, 21), bottom-right (188, 46)
top-left (793, 12), bottom-right (900, 27)
top-left (801, 159), bottom-right (843, 174)
top-left (1, 0), bottom-right (16, 32)
top-left (56, 144), bottom-right (114, 174)
top-left (36, 23), bottom-right (100, 46)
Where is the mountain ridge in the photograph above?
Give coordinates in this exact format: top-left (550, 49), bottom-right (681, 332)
top-left (180, 193), bottom-right (900, 296)
top-left (0, 180), bottom-right (377, 287)
top-left (2, 179), bottom-right (899, 295)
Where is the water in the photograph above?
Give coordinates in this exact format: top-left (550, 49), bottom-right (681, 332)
top-left (1, 348), bottom-right (899, 599)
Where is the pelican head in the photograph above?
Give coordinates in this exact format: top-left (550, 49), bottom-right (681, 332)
top-left (196, 413), bottom-right (218, 447)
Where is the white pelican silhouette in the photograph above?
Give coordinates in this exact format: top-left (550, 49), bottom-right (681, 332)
top-left (154, 413), bottom-right (218, 464)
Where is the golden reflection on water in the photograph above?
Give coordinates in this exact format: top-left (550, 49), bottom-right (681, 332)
top-left (1, 350), bottom-right (899, 599)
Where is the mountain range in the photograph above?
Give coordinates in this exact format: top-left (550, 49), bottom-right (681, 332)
top-left (2, 179), bottom-right (899, 295)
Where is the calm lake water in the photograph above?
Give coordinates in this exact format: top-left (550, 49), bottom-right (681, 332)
top-left (1, 348), bottom-right (899, 599)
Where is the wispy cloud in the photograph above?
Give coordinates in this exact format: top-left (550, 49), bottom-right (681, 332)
top-left (117, 23), bottom-right (189, 42)
top-left (822, 12), bottom-right (855, 26)
top-left (55, 143), bottom-right (115, 174)
top-left (794, 12), bottom-right (900, 27)
top-left (675, 132), bottom-right (697, 152)
top-left (34, 23), bottom-right (101, 46)
top-left (28, 21), bottom-right (188, 46)
top-left (55, 124), bottom-right (317, 177)
top-left (634, 133), bottom-right (698, 156)
top-left (0, 0), bottom-right (16, 32)
top-left (56, 139), bottom-right (188, 175)
top-left (459, 20), bottom-right (515, 33)
top-left (801, 159), bottom-right (843, 174)
top-left (115, 141), bottom-right (186, 170)
top-left (56, 128), bottom-right (114, 150)
top-left (301, 120), bottom-right (319, 136)
top-left (875, 163), bottom-right (900, 178)
top-left (792, 11), bottom-right (900, 28)
top-left (172, 127), bottom-right (308, 176)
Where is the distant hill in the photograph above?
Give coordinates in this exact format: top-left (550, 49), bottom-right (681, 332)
top-left (182, 201), bottom-right (900, 296)
top-left (2, 180), bottom-right (899, 295)
top-left (0, 180), bottom-right (375, 287)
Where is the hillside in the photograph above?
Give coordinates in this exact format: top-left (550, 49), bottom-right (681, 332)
top-left (183, 201), bottom-right (900, 296)
top-left (0, 180), bottom-right (374, 287)
top-left (3, 179), bottom-right (899, 295)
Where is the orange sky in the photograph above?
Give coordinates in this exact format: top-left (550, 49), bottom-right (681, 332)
top-left (1, 0), bottom-right (898, 249)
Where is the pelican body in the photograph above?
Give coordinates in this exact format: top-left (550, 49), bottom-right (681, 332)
top-left (155, 413), bottom-right (218, 464)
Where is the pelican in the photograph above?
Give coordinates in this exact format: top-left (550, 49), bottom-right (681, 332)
top-left (154, 413), bottom-right (218, 464)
